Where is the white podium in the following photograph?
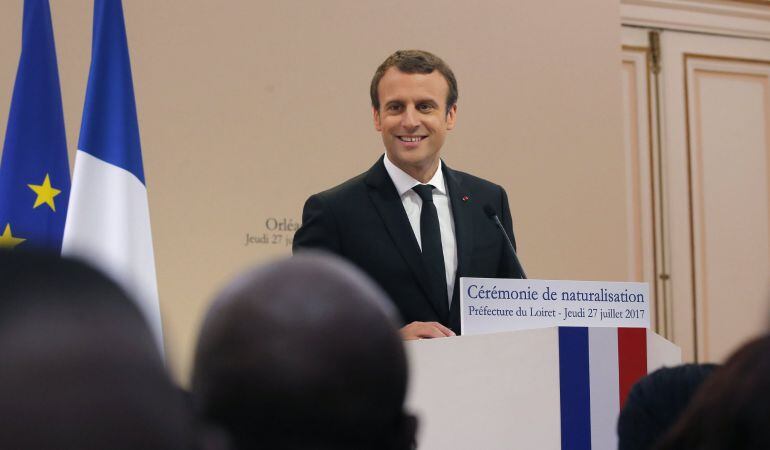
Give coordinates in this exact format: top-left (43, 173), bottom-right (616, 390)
top-left (405, 327), bottom-right (680, 450)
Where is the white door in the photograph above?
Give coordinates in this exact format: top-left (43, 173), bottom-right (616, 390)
top-left (621, 26), bottom-right (770, 362)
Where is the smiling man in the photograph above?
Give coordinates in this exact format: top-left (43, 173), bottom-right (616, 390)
top-left (293, 50), bottom-right (524, 340)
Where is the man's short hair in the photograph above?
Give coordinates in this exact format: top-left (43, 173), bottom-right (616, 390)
top-left (370, 49), bottom-right (458, 113)
top-left (0, 250), bottom-right (192, 450)
top-left (616, 363), bottom-right (718, 450)
top-left (192, 252), bottom-right (415, 450)
top-left (655, 334), bottom-right (770, 450)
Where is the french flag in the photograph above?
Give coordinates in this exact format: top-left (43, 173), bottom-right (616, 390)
top-left (558, 327), bottom-right (657, 450)
top-left (62, 0), bottom-right (163, 351)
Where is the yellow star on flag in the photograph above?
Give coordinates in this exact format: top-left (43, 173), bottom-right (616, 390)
top-left (0, 223), bottom-right (26, 249)
top-left (27, 174), bottom-right (62, 211)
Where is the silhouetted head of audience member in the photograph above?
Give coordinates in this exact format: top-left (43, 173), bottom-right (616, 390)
top-left (192, 252), bottom-right (416, 450)
top-left (655, 334), bottom-right (770, 450)
top-left (616, 363), bottom-right (718, 450)
top-left (0, 250), bottom-right (193, 450)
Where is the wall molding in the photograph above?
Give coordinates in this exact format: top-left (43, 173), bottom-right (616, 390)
top-left (621, 0), bottom-right (770, 39)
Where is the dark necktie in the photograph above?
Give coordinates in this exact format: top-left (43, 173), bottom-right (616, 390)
top-left (412, 184), bottom-right (449, 316)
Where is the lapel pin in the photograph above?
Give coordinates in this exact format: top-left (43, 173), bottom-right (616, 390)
top-left (462, 195), bottom-right (470, 202)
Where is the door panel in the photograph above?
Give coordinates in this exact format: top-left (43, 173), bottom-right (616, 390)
top-left (685, 56), bottom-right (770, 361)
top-left (622, 27), bottom-right (770, 362)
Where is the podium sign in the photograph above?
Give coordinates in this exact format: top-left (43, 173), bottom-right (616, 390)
top-left (460, 278), bottom-right (649, 335)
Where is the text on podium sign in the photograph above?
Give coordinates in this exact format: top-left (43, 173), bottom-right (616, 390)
top-left (460, 278), bottom-right (650, 335)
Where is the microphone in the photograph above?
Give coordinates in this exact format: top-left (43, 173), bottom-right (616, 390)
top-left (483, 204), bottom-right (527, 279)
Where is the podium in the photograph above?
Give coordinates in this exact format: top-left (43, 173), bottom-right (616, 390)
top-left (405, 327), bottom-right (680, 450)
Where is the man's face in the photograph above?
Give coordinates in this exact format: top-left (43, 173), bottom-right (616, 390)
top-left (373, 67), bottom-right (457, 180)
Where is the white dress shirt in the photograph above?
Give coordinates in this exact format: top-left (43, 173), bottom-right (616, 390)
top-left (383, 153), bottom-right (458, 306)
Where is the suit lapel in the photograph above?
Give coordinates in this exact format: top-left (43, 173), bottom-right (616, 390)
top-left (364, 157), bottom-right (445, 319)
top-left (444, 162), bottom-right (474, 330)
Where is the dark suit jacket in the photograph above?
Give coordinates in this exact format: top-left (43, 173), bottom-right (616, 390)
top-left (292, 156), bottom-right (522, 334)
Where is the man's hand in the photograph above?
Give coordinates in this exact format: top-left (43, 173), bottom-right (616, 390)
top-left (400, 321), bottom-right (456, 340)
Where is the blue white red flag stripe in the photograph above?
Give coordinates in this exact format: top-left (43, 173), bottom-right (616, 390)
top-left (76, 0), bottom-right (144, 183)
top-left (558, 327), bottom-right (592, 450)
top-left (618, 328), bottom-right (648, 408)
top-left (62, 0), bottom-right (163, 351)
top-left (588, 327), bottom-right (620, 450)
top-left (558, 327), bottom-right (649, 449)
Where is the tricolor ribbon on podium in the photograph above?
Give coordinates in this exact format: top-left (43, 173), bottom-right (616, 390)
top-left (558, 327), bottom-right (648, 450)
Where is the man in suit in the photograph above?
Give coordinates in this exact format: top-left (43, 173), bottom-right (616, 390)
top-left (293, 50), bottom-right (523, 340)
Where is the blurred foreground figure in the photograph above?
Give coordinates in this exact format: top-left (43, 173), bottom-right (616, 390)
top-left (0, 251), bottom-right (192, 450)
top-left (655, 334), bottom-right (770, 450)
top-left (192, 252), bottom-right (416, 450)
top-left (616, 363), bottom-right (718, 450)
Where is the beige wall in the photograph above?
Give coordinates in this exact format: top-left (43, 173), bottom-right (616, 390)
top-left (0, 1), bottom-right (626, 382)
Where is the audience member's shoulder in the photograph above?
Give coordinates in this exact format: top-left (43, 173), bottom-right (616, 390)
top-left (0, 250), bottom-right (193, 450)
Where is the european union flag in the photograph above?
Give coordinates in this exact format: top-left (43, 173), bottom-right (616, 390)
top-left (0, 0), bottom-right (70, 252)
